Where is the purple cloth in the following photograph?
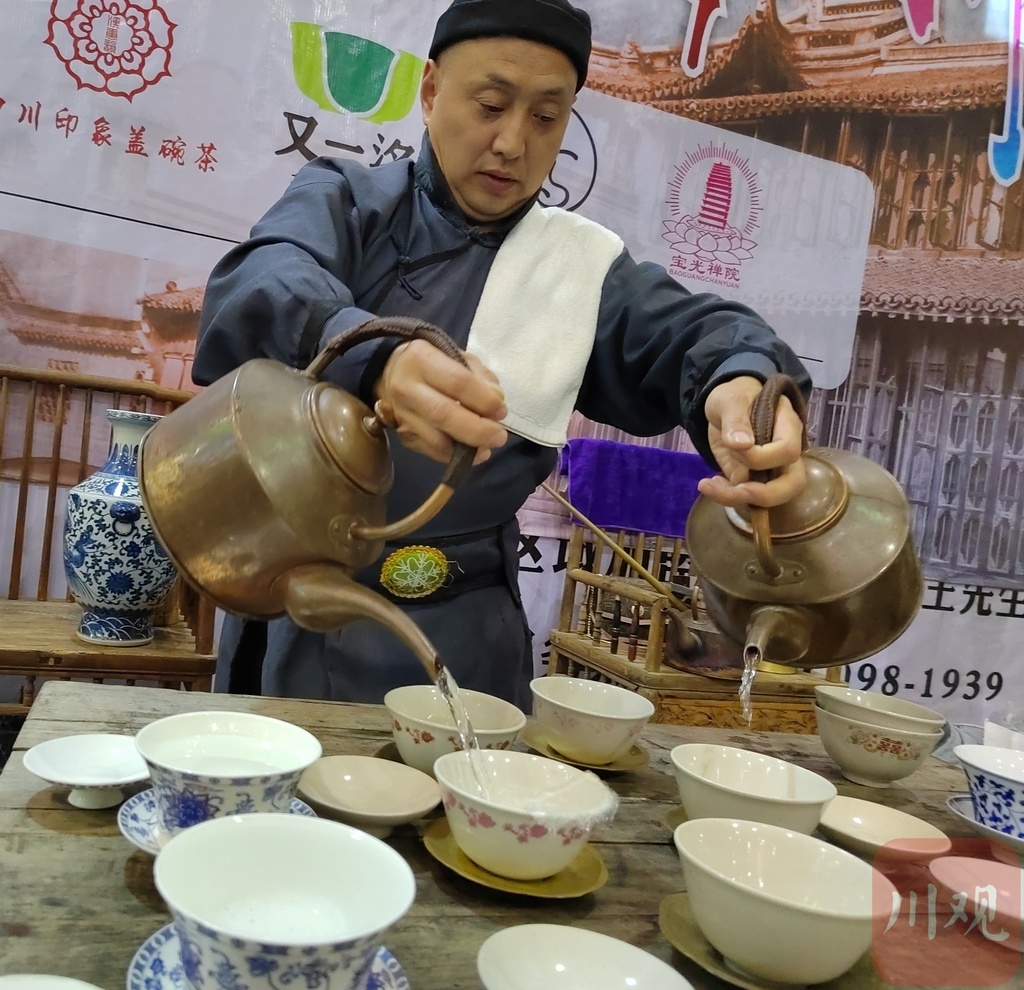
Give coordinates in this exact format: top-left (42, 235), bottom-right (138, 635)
top-left (563, 438), bottom-right (716, 539)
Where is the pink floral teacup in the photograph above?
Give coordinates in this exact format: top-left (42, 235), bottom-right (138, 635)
top-left (383, 685), bottom-right (525, 777)
top-left (530, 676), bottom-right (654, 765)
top-left (433, 750), bottom-right (617, 880)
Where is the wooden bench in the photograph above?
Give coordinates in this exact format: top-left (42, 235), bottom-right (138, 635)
top-left (546, 521), bottom-right (839, 732)
top-left (0, 365), bottom-right (216, 716)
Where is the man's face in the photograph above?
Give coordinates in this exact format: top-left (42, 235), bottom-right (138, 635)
top-left (421, 37), bottom-right (577, 223)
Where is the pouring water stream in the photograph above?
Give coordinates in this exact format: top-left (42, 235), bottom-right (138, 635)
top-left (434, 664), bottom-right (618, 826)
top-left (435, 662), bottom-right (492, 798)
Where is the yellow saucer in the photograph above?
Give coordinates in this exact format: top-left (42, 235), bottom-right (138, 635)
top-left (422, 817), bottom-right (608, 898)
top-left (519, 722), bottom-right (650, 773)
top-left (658, 892), bottom-right (884, 989)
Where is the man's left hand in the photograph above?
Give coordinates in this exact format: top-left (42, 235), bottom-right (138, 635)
top-left (698, 375), bottom-right (806, 508)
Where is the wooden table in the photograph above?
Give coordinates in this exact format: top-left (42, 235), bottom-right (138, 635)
top-left (0, 681), bottom-right (989, 989)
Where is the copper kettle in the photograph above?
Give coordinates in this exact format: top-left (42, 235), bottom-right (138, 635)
top-left (138, 317), bottom-right (476, 681)
top-left (685, 375), bottom-right (924, 670)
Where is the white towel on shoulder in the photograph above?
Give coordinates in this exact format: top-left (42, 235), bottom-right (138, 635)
top-left (465, 204), bottom-right (624, 447)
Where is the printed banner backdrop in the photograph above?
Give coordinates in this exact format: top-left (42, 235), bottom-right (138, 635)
top-left (0, 0), bottom-right (1020, 724)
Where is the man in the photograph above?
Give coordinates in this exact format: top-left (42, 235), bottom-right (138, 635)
top-left (193, 0), bottom-right (811, 710)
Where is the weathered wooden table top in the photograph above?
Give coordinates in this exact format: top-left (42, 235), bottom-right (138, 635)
top-left (0, 680), bottom-right (995, 989)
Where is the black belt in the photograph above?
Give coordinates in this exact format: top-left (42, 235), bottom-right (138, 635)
top-left (381, 525), bottom-right (502, 549)
top-left (372, 570), bottom-right (507, 605)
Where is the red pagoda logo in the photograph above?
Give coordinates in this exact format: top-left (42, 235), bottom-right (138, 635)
top-left (663, 143), bottom-right (762, 288)
top-left (45, 0), bottom-right (175, 101)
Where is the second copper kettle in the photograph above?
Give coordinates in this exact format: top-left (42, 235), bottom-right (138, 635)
top-left (686, 375), bottom-right (924, 671)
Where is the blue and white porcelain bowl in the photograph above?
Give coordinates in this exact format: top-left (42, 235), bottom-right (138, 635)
top-left (135, 711), bottom-right (322, 839)
top-left (955, 744), bottom-right (1024, 839)
top-left (153, 814), bottom-right (416, 990)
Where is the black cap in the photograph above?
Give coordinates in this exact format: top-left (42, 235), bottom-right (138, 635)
top-left (429, 0), bottom-right (592, 92)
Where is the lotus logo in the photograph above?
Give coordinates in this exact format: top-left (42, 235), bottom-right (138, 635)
top-left (45, 0), bottom-right (175, 101)
top-left (291, 23), bottom-right (424, 123)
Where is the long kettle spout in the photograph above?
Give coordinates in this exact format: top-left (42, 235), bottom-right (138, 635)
top-left (281, 563), bottom-right (441, 682)
top-left (743, 605), bottom-right (813, 668)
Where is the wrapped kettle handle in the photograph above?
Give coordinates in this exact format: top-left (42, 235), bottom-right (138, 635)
top-left (304, 315), bottom-right (476, 490)
top-left (747, 374), bottom-right (808, 579)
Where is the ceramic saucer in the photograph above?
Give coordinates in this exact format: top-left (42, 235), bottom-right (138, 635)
top-left (298, 755), bottom-right (440, 838)
top-left (818, 795), bottom-right (951, 862)
top-left (126, 923), bottom-right (409, 990)
top-left (519, 722), bottom-right (649, 773)
top-left (477, 923), bottom-right (696, 989)
top-left (422, 817), bottom-right (607, 898)
top-left (658, 892), bottom-right (885, 989)
top-left (0, 978), bottom-right (103, 990)
top-left (22, 734), bottom-right (148, 809)
top-left (947, 793), bottom-right (1024, 865)
top-left (118, 788), bottom-right (316, 856)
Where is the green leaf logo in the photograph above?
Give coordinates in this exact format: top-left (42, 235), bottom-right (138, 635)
top-left (291, 23), bottom-right (424, 123)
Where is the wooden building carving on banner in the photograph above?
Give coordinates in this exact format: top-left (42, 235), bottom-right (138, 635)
top-left (138, 282), bottom-right (204, 392)
top-left (0, 257), bottom-right (202, 394)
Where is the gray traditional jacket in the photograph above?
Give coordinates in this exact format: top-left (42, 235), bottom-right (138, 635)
top-left (192, 138), bottom-right (811, 708)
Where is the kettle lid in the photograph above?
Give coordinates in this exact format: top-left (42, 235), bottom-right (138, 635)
top-left (731, 452), bottom-right (848, 541)
top-left (309, 382), bottom-right (394, 495)
top-left (687, 446), bottom-right (913, 603)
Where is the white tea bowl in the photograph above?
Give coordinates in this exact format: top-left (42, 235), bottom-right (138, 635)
top-left (815, 685), bottom-right (947, 733)
top-left (674, 818), bottom-right (897, 985)
top-left (153, 814), bottom-right (415, 990)
top-left (476, 923), bottom-right (695, 990)
top-left (434, 749), bottom-right (617, 881)
top-left (384, 685), bottom-right (525, 776)
top-left (298, 754), bottom-right (440, 838)
top-left (814, 703), bottom-right (941, 787)
top-left (955, 744), bottom-right (1024, 839)
top-left (670, 742), bottom-right (836, 834)
top-left (530, 676), bottom-right (654, 766)
top-left (135, 710), bottom-right (322, 837)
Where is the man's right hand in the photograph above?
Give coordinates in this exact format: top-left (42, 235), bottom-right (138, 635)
top-left (374, 340), bottom-right (509, 465)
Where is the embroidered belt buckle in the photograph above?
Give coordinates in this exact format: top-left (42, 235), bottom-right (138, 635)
top-left (379, 545), bottom-right (449, 599)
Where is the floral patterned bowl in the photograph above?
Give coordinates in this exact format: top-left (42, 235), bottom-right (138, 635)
top-left (384, 685), bottom-right (526, 777)
top-left (814, 703), bottom-right (942, 787)
top-left (434, 749), bottom-right (617, 881)
top-left (135, 711), bottom-right (322, 839)
top-left (530, 676), bottom-right (655, 766)
top-left (954, 744), bottom-right (1024, 839)
top-left (153, 814), bottom-right (415, 990)
top-left (814, 685), bottom-right (946, 733)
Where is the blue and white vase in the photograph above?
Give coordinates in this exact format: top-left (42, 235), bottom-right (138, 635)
top-left (63, 409), bottom-right (177, 646)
